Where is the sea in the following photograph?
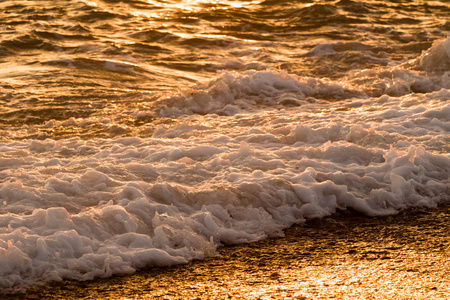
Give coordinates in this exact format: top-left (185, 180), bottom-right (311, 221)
top-left (0, 0), bottom-right (449, 291)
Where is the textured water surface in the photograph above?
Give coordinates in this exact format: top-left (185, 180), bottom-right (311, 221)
top-left (0, 0), bottom-right (449, 291)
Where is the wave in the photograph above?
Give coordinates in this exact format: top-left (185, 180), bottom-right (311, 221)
top-left (0, 34), bottom-right (57, 53)
top-left (43, 58), bottom-right (148, 75)
top-left (410, 37), bottom-right (450, 73)
top-left (148, 70), bottom-right (364, 117)
top-left (349, 38), bottom-right (450, 96)
top-left (147, 38), bottom-right (450, 117)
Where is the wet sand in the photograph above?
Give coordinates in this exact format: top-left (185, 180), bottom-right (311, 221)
top-left (5, 205), bottom-right (450, 299)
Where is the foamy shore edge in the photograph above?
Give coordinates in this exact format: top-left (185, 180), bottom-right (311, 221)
top-left (4, 204), bottom-right (449, 299)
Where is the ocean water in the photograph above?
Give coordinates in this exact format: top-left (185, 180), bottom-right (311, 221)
top-left (0, 0), bottom-right (449, 291)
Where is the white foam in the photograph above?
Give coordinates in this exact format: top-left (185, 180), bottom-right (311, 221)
top-left (148, 70), bottom-right (363, 117)
top-left (1, 40), bottom-right (449, 291)
top-left (414, 38), bottom-right (450, 73)
top-left (349, 38), bottom-right (450, 96)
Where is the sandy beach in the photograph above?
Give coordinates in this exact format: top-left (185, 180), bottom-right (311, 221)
top-left (6, 204), bottom-right (449, 299)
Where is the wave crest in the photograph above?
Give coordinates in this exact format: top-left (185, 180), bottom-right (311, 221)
top-left (149, 70), bottom-right (362, 117)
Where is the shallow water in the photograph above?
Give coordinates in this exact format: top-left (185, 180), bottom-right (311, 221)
top-left (0, 0), bottom-right (449, 291)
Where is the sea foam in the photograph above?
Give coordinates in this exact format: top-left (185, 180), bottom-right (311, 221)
top-left (0, 39), bottom-right (449, 291)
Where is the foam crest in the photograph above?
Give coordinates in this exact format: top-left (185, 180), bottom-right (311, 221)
top-left (414, 37), bottom-right (450, 73)
top-left (349, 38), bottom-right (450, 97)
top-left (149, 70), bottom-right (362, 117)
top-left (144, 39), bottom-right (450, 119)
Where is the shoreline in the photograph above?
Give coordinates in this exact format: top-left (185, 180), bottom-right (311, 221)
top-left (5, 204), bottom-right (450, 299)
